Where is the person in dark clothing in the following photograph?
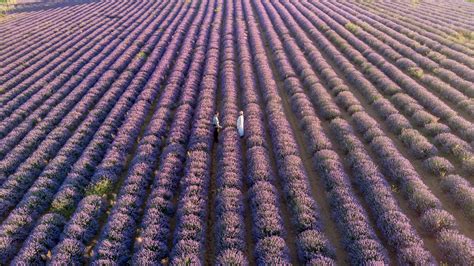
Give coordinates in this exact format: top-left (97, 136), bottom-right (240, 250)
top-left (213, 112), bottom-right (222, 143)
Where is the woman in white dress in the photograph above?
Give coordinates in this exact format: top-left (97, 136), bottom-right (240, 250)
top-left (237, 111), bottom-right (244, 138)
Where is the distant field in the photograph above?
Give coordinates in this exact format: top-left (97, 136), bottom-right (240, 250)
top-left (0, 0), bottom-right (13, 14)
top-left (0, 0), bottom-right (473, 265)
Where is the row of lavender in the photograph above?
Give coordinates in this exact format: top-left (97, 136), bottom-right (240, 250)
top-left (351, 1), bottom-right (474, 60)
top-left (0, 0), bottom-right (160, 157)
top-left (0, 0), bottom-right (194, 263)
top-left (304, 0), bottom-right (474, 219)
top-left (298, 0), bottom-right (474, 215)
top-left (0, 0), bottom-right (122, 104)
top-left (256, 0), bottom-right (426, 263)
top-left (92, 0), bottom-right (215, 263)
top-left (261, 0), bottom-right (473, 264)
top-left (0, 0), bottom-right (179, 215)
top-left (0, 1), bottom-right (107, 64)
top-left (368, 1), bottom-right (474, 39)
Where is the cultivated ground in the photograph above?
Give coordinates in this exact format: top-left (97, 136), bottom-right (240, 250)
top-left (0, 0), bottom-right (473, 265)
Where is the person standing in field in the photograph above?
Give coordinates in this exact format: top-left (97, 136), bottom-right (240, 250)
top-left (213, 112), bottom-right (221, 143)
top-left (237, 111), bottom-right (244, 138)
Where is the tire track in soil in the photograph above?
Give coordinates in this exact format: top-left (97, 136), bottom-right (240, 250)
top-left (166, 183), bottom-right (181, 264)
top-left (247, 0), bottom-right (347, 264)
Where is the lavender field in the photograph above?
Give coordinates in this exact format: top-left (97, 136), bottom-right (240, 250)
top-left (0, 0), bottom-right (473, 264)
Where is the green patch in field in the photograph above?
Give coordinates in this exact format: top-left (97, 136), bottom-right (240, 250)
top-left (0, 0), bottom-right (15, 16)
top-left (427, 51), bottom-right (446, 61)
top-left (345, 22), bottom-right (359, 34)
top-left (320, 24), bottom-right (329, 32)
top-left (137, 51), bottom-right (149, 60)
top-left (408, 67), bottom-right (424, 79)
top-left (410, 0), bottom-right (421, 7)
top-left (86, 179), bottom-right (113, 197)
top-left (447, 30), bottom-right (474, 45)
top-left (391, 184), bottom-right (399, 193)
top-left (50, 198), bottom-right (75, 218)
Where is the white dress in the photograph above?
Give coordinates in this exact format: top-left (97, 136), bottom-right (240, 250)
top-left (237, 115), bottom-right (244, 137)
top-left (213, 116), bottom-right (220, 128)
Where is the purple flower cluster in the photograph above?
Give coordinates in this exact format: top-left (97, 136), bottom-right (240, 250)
top-left (92, 1), bottom-right (212, 264)
top-left (0, 1), bottom-right (183, 185)
top-left (270, 2), bottom-right (431, 263)
top-left (242, 0), bottom-right (336, 264)
top-left (437, 230), bottom-right (474, 265)
top-left (309, 2), bottom-right (473, 143)
top-left (373, 1), bottom-right (471, 36)
top-left (0, 1), bottom-right (161, 151)
top-left (0, 1), bottom-right (472, 265)
top-left (329, 118), bottom-right (432, 264)
top-left (327, 2), bottom-right (474, 90)
top-left (440, 174), bottom-right (474, 219)
top-left (168, 2), bottom-right (223, 264)
top-left (344, 1), bottom-right (474, 69)
top-left (257, 1), bottom-right (389, 264)
top-left (0, 1), bottom-right (125, 118)
top-left (0, 2), bottom-right (112, 100)
top-left (290, 0), bottom-right (474, 225)
top-left (0, 1), bottom-right (187, 263)
top-left (234, 0), bottom-right (290, 263)
top-left (213, 1), bottom-right (247, 264)
top-left (132, 3), bottom-right (216, 263)
top-left (10, 213), bottom-right (66, 264)
top-left (316, 3), bottom-right (473, 116)
top-left (302, 0), bottom-right (474, 143)
top-left (434, 133), bottom-right (474, 172)
top-left (0, 0), bottom-right (108, 67)
top-left (353, 114), bottom-right (472, 262)
top-left (0, 67), bottom-right (114, 180)
top-left (281, 1), bottom-right (473, 264)
top-left (50, 196), bottom-right (104, 264)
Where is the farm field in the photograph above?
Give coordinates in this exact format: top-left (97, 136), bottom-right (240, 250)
top-left (0, 0), bottom-right (473, 264)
